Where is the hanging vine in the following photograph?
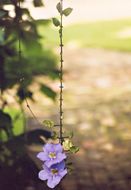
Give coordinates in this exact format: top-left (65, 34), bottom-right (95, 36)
top-left (37, 0), bottom-right (79, 189)
top-left (16, 0), bottom-right (79, 188)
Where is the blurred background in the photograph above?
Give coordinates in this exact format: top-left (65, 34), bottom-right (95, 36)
top-left (0, 0), bottom-right (131, 190)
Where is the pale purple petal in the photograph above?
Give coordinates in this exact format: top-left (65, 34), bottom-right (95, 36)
top-left (38, 170), bottom-right (49, 181)
top-left (47, 176), bottom-right (61, 189)
top-left (38, 161), bottom-right (67, 188)
top-left (52, 176), bottom-right (61, 187)
top-left (42, 164), bottom-right (50, 172)
top-left (54, 144), bottom-right (63, 153)
top-left (57, 152), bottom-right (66, 163)
top-left (45, 159), bottom-right (58, 168)
top-left (59, 169), bottom-right (67, 178)
top-left (47, 176), bottom-right (54, 189)
top-left (43, 143), bottom-right (54, 153)
top-left (37, 143), bottom-right (67, 173)
top-left (44, 153), bottom-right (66, 167)
top-left (37, 152), bottom-right (48, 162)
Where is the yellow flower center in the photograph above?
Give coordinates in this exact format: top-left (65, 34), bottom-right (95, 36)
top-left (51, 169), bottom-right (58, 175)
top-left (49, 152), bottom-right (56, 159)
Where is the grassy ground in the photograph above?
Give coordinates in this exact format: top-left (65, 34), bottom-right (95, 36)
top-left (38, 18), bottom-right (131, 51)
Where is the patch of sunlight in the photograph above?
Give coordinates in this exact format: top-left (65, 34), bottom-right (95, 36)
top-left (66, 40), bottom-right (82, 49)
top-left (102, 143), bottom-right (114, 152)
top-left (79, 122), bottom-right (92, 131)
top-left (116, 27), bottom-right (131, 39)
top-left (101, 117), bottom-right (116, 127)
top-left (122, 133), bottom-right (131, 140)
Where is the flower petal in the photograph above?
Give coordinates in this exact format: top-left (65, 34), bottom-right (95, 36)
top-left (43, 143), bottom-right (54, 153)
top-left (59, 169), bottom-right (67, 178)
top-left (52, 161), bottom-right (65, 170)
top-left (54, 143), bottom-right (63, 153)
top-left (47, 176), bottom-right (61, 189)
top-left (45, 159), bottom-right (57, 168)
top-left (47, 176), bottom-right (54, 189)
top-left (38, 170), bottom-right (49, 181)
top-left (57, 152), bottom-right (66, 163)
top-left (37, 152), bottom-right (48, 161)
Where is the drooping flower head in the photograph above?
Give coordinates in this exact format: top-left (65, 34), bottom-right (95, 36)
top-left (38, 161), bottom-right (67, 189)
top-left (37, 143), bottom-right (66, 167)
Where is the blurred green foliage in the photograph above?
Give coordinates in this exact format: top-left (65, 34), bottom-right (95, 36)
top-left (39, 18), bottom-right (131, 51)
top-left (0, 0), bottom-right (56, 165)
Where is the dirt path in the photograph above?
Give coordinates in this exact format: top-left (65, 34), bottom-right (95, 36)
top-left (28, 47), bottom-right (131, 189)
top-left (61, 48), bottom-right (131, 190)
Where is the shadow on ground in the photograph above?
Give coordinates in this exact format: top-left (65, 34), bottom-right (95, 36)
top-left (27, 48), bottom-right (131, 190)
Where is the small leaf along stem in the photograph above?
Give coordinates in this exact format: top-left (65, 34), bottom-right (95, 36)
top-left (59, 0), bottom-right (64, 145)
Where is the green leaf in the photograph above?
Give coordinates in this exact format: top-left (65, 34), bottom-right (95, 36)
top-left (0, 0), bottom-right (11, 5)
top-left (63, 139), bottom-right (73, 151)
top-left (67, 162), bottom-right (73, 166)
top-left (62, 8), bottom-right (73, 16)
top-left (0, 110), bottom-right (13, 139)
top-left (0, 28), bottom-right (4, 43)
top-left (0, 9), bottom-right (8, 18)
top-left (70, 146), bottom-right (79, 153)
top-left (56, 2), bottom-right (62, 13)
top-left (33, 0), bottom-right (44, 7)
top-left (43, 120), bottom-right (54, 128)
top-left (69, 131), bottom-right (74, 138)
top-left (52, 18), bottom-right (60, 27)
top-left (51, 131), bottom-right (58, 140)
top-left (17, 88), bottom-right (33, 101)
top-left (40, 84), bottom-right (56, 100)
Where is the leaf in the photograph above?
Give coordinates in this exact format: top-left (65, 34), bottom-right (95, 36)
top-left (52, 18), bottom-right (60, 27)
top-left (17, 88), bottom-right (33, 101)
top-left (69, 131), bottom-right (74, 138)
top-left (51, 131), bottom-right (58, 140)
top-left (0, 29), bottom-right (4, 43)
top-left (33, 0), bottom-right (44, 7)
top-left (63, 139), bottom-right (73, 151)
top-left (0, 0), bottom-right (11, 5)
top-left (70, 146), bottom-right (79, 153)
top-left (0, 9), bottom-right (8, 18)
top-left (43, 120), bottom-right (54, 128)
top-left (24, 129), bottom-right (51, 144)
top-left (62, 8), bottom-right (73, 16)
top-left (40, 84), bottom-right (56, 100)
top-left (67, 162), bottom-right (73, 166)
top-left (0, 110), bottom-right (13, 139)
top-left (56, 2), bottom-right (62, 13)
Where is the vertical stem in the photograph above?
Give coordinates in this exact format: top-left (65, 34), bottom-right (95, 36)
top-left (18, 0), bottom-right (21, 60)
top-left (0, 55), bottom-right (5, 94)
top-left (59, 0), bottom-right (63, 144)
top-left (17, 0), bottom-right (26, 138)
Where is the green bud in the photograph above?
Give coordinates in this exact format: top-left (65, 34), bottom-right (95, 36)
top-left (52, 131), bottom-right (58, 140)
top-left (63, 139), bottom-right (73, 151)
top-left (70, 146), bottom-right (79, 153)
top-left (43, 120), bottom-right (54, 128)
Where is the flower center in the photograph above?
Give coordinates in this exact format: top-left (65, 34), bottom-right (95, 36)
top-left (49, 152), bottom-right (56, 159)
top-left (51, 168), bottom-right (58, 175)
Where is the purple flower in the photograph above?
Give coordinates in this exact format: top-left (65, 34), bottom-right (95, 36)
top-left (37, 143), bottom-right (66, 167)
top-left (38, 161), bottom-right (67, 189)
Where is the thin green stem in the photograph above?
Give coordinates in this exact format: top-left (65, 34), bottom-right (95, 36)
top-left (18, 0), bottom-right (21, 60)
top-left (59, 0), bottom-right (64, 144)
